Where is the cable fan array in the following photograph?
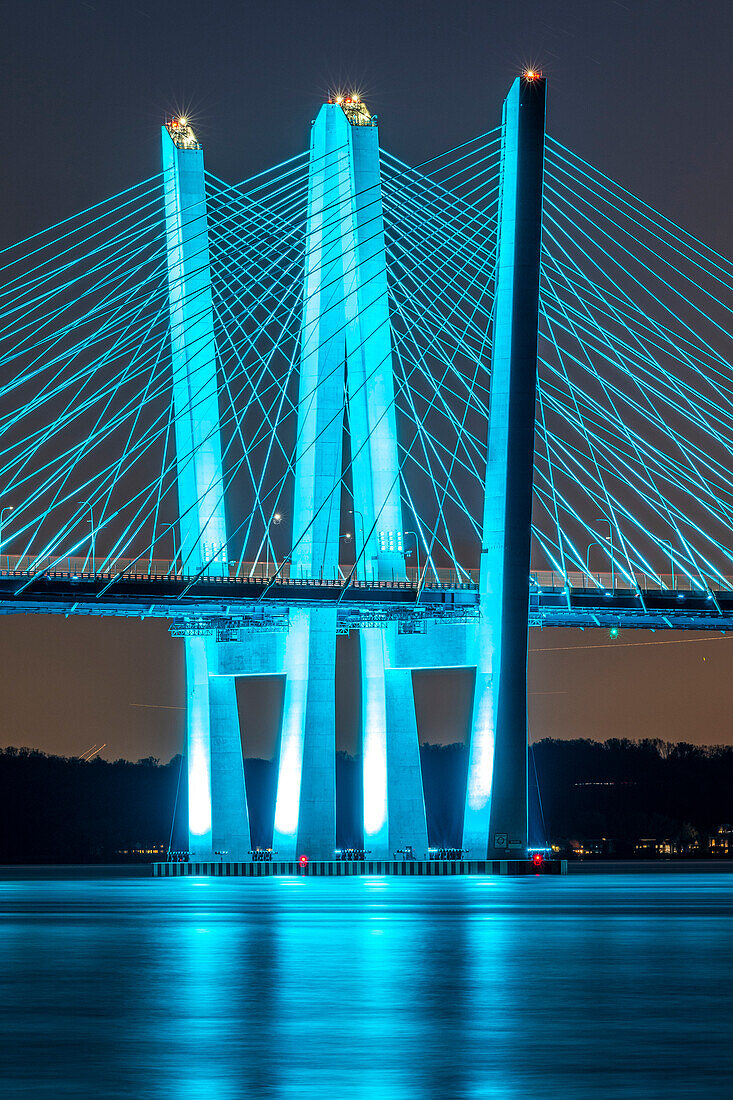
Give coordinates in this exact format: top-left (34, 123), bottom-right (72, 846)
top-left (0, 124), bottom-right (731, 594)
top-left (203, 129), bottom-right (501, 583)
top-left (536, 137), bottom-right (733, 594)
top-left (0, 176), bottom-right (173, 575)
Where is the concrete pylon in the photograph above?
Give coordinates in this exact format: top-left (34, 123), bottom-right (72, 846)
top-left (162, 119), bottom-right (250, 861)
top-left (349, 117), bottom-right (426, 860)
top-left (272, 100), bottom-right (427, 860)
top-left (463, 75), bottom-right (547, 859)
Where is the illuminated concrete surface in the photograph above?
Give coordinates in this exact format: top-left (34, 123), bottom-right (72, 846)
top-left (162, 122), bottom-right (250, 860)
top-left (464, 75), bottom-right (546, 859)
top-left (274, 101), bottom-right (428, 859)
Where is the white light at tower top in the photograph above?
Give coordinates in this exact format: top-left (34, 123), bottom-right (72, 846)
top-left (165, 116), bottom-right (200, 150)
top-left (329, 92), bottom-right (375, 127)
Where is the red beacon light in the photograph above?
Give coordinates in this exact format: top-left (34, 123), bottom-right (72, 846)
top-left (299, 854), bottom-right (309, 867)
top-left (524, 69), bottom-right (541, 81)
top-left (532, 851), bottom-right (544, 868)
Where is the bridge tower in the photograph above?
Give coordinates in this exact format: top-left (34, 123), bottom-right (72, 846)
top-left (272, 97), bottom-right (428, 859)
top-left (161, 118), bottom-right (251, 862)
top-left (463, 74), bottom-right (547, 858)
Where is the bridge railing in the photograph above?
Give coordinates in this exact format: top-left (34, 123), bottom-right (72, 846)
top-left (0, 554), bottom-right (477, 590)
top-left (5, 556), bottom-right (729, 594)
top-left (531, 570), bottom-right (733, 593)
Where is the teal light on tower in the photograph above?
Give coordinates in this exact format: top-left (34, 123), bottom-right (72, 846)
top-left (463, 74), bottom-right (546, 858)
top-left (272, 96), bottom-right (427, 860)
top-left (161, 117), bottom-right (251, 862)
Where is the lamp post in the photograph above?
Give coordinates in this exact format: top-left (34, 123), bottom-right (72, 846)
top-left (0, 505), bottom-right (13, 569)
top-left (339, 532), bottom-right (353, 575)
top-left (78, 502), bottom-right (95, 576)
top-left (660, 539), bottom-right (676, 589)
top-left (348, 508), bottom-right (365, 549)
top-left (598, 519), bottom-right (615, 590)
top-left (585, 541), bottom-right (604, 581)
top-left (348, 508), bottom-right (367, 579)
top-left (403, 530), bottom-right (421, 586)
top-left (266, 511), bottom-right (282, 577)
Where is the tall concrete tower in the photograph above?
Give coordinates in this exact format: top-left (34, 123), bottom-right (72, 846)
top-left (161, 117), bottom-right (251, 861)
top-left (272, 97), bottom-right (428, 859)
top-left (463, 74), bottom-right (547, 858)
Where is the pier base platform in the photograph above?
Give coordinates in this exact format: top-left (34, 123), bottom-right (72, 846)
top-left (153, 858), bottom-right (566, 877)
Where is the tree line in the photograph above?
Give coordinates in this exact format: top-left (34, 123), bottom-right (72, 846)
top-left (0, 737), bottom-right (731, 861)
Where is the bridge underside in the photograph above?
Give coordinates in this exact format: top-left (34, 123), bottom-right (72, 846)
top-left (0, 575), bottom-right (732, 633)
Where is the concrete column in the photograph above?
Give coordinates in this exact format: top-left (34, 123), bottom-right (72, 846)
top-left (347, 123), bottom-right (405, 582)
top-left (463, 75), bottom-right (546, 859)
top-left (184, 641), bottom-right (251, 861)
top-left (275, 100), bottom-right (427, 861)
top-left (273, 608), bottom-right (336, 859)
top-left (346, 115), bottom-right (428, 859)
top-left (208, 669), bottom-right (250, 860)
top-left (161, 122), bottom-right (228, 575)
top-left (385, 665), bottom-right (428, 859)
top-left (184, 636), bottom-right (213, 858)
top-left (295, 608), bottom-right (337, 856)
top-left (290, 105), bottom-right (353, 581)
top-left (362, 627), bottom-right (429, 860)
top-left (162, 120), bottom-right (250, 860)
top-left (361, 627), bottom-right (389, 857)
top-left (273, 105), bottom-right (350, 860)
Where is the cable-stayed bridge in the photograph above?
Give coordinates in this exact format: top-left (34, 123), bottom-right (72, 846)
top-left (1, 76), bottom-right (732, 863)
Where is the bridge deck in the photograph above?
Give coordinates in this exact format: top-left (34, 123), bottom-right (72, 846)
top-left (0, 567), bottom-right (731, 630)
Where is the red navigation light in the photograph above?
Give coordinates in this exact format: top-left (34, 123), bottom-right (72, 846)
top-left (532, 851), bottom-right (544, 867)
top-left (524, 69), bottom-right (540, 81)
top-left (299, 854), bottom-right (309, 866)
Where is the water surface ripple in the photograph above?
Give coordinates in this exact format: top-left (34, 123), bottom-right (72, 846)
top-left (1, 872), bottom-right (731, 1098)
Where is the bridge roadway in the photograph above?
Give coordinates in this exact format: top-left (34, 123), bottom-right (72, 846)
top-left (0, 561), bottom-right (731, 632)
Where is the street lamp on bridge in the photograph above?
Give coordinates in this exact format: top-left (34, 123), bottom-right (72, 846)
top-left (265, 511), bottom-right (283, 577)
top-left (659, 539), bottom-right (677, 590)
top-left (597, 519), bottom-right (615, 590)
top-left (403, 530), bottom-right (421, 586)
top-left (77, 502), bottom-right (96, 576)
top-left (585, 541), bottom-right (606, 583)
top-left (0, 505), bottom-right (13, 552)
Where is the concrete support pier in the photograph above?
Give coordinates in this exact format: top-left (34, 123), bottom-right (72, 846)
top-left (162, 118), bottom-right (251, 861)
top-left (273, 98), bottom-right (428, 859)
top-left (273, 608), bottom-right (337, 860)
top-left (463, 74), bottom-right (547, 859)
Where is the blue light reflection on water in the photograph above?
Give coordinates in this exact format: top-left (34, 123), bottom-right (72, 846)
top-left (0, 873), bottom-right (732, 1098)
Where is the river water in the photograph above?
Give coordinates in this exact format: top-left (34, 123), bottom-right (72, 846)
top-left (0, 871), bottom-right (731, 1098)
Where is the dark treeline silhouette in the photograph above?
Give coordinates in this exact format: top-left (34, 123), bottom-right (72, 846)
top-left (532, 737), bottom-right (733, 849)
top-left (0, 748), bottom-right (183, 862)
top-left (0, 738), bottom-right (732, 861)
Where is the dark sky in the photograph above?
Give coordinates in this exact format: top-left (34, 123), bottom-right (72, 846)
top-left (1, 0), bottom-right (732, 761)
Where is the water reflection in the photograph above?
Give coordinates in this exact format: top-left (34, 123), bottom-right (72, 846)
top-left (0, 874), bottom-right (732, 1098)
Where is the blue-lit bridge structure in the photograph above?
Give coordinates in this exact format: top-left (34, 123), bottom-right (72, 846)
top-left (2, 76), bottom-right (733, 862)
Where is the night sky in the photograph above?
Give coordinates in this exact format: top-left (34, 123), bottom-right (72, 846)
top-left (1, 0), bottom-right (732, 762)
